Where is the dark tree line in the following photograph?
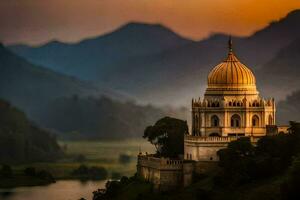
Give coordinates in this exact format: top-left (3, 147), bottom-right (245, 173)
top-left (0, 99), bottom-right (63, 164)
top-left (37, 95), bottom-right (167, 140)
top-left (216, 121), bottom-right (300, 195)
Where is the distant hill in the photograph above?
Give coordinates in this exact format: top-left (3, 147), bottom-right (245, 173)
top-left (0, 44), bottom-right (189, 139)
top-left (0, 44), bottom-right (120, 120)
top-left (36, 95), bottom-right (188, 139)
top-left (9, 23), bottom-right (191, 81)
top-left (257, 37), bottom-right (300, 100)
top-left (0, 99), bottom-right (63, 163)
top-left (8, 10), bottom-right (300, 105)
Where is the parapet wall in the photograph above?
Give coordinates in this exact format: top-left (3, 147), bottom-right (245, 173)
top-left (184, 135), bottom-right (260, 161)
top-left (137, 154), bottom-right (193, 191)
top-left (137, 154), bottom-right (183, 170)
top-left (185, 135), bottom-right (260, 143)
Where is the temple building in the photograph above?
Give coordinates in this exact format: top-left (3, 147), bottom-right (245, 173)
top-left (185, 38), bottom-right (277, 162)
top-left (137, 38), bottom-right (287, 191)
top-left (191, 38), bottom-right (275, 137)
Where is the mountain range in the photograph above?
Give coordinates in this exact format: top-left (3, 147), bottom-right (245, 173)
top-left (8, 10), bottom-right (300, 106)
top-left (0, 43), bottom-right (107, 119)
top-left (0, 44), bottom-right (188, 138)
top-left (257, 36), bottom-right (300, 100)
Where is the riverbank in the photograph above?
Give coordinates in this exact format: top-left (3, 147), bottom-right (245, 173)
top-left (98, 174), bottom-right (283, 200)
top-left (0, 180), bottom-right (107, 200)
top-left (0, 139), bottom-right (154, 189)
top-left (0, 176), bottom-right (54, 189)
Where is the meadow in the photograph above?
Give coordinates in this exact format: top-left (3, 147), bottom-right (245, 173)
top-left (12, 139), bottom-right (155, 180)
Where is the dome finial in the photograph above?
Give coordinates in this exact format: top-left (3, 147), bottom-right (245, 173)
top-left (228, 36), bottom-right (233, 52)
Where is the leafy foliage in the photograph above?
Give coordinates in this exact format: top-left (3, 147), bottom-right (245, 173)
top-left (281, 156), bottom-right (300, 200)
top-left (217, 137), bottom-right (256, 184)
top-left (93, 175), bottom-right (148, 200)
top-left (143, 117), bottom-right (188, 158)
top-left (216, 121), bottom-right (300, 186)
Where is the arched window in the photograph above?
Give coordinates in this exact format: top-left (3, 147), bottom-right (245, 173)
top-left (231, 114), bottom-right (241, 128)
top-left (211, 115), bottom-right (219, 127)
top-left (268, 115), bottom-right (273, 125)
top-left (212, 102), bottom-right (215, 107)
top-left (252, 115), bottom-right (259, 127)
top-left (233, 102), bottom-right (236, 106)
top-left (229, 102), bottom-right (232, 106)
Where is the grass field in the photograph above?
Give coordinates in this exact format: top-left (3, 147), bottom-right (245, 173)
top-left (13, 139), bottom-right (155, 180)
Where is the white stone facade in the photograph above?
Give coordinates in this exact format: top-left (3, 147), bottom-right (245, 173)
top-left (185, 38), bottom-right (276, 161)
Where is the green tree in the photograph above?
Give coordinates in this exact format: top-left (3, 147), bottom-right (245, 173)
top-left (281, 156), bottom-right (300, 200)
top-left (216, 122), bottom-right (300, 187)
top-left (217, 137), bottom-right (255, 185)
top-left (143, 117), bottom-right (188, 158)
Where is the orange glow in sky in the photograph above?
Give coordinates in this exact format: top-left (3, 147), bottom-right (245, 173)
top-left (0, 0), bottom-right (300, 44)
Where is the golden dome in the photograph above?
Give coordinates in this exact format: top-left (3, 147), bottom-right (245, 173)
top-left (207, 38), bottom-right (256, 89)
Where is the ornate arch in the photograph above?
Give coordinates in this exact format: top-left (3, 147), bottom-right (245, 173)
top-left (211, 115), bottom-right (219, 127)
top-left (231, 114), bottom-right (241, 127)
top-left (252, 115), bottom-right (259, 127)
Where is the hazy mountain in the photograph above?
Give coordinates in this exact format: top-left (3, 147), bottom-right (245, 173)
top-left (9, 23), bottom-right (191, 80)
top-left (0, 99), bottom-right (63, 163)
top-left (8, 10), bottom-right (300, 105)
top-left (36, 95), bottom-right (188, 139)
top-left (0, 44), bottom-right (117, 119)
top-left (0, 44), bottom-right (188, 139)
top-left (99, 9), bottom-right (300, 105)
top-left (256, 37), bottom-right (300, 101)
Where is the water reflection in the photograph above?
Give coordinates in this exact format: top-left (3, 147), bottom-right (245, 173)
top-left (0, 180), bottom-right (107, 200)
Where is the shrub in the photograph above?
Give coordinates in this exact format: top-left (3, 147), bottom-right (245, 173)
top-left (118, 154), bottom-right (131, 164)
top-left (280, 156), bottom-right (300, 200)
top-left (111, 172), bottom-right (122, 180)
top-left (36, 170), bottom-right (55, 182)
top-left (89, 167), bottom-right (108, 180)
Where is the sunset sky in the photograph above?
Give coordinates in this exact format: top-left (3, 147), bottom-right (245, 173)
top-left (1, 0), bottom-right (300, 45)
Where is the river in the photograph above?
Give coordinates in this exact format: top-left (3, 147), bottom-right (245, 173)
top-left (0, 180), bottom-right (107, 200)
